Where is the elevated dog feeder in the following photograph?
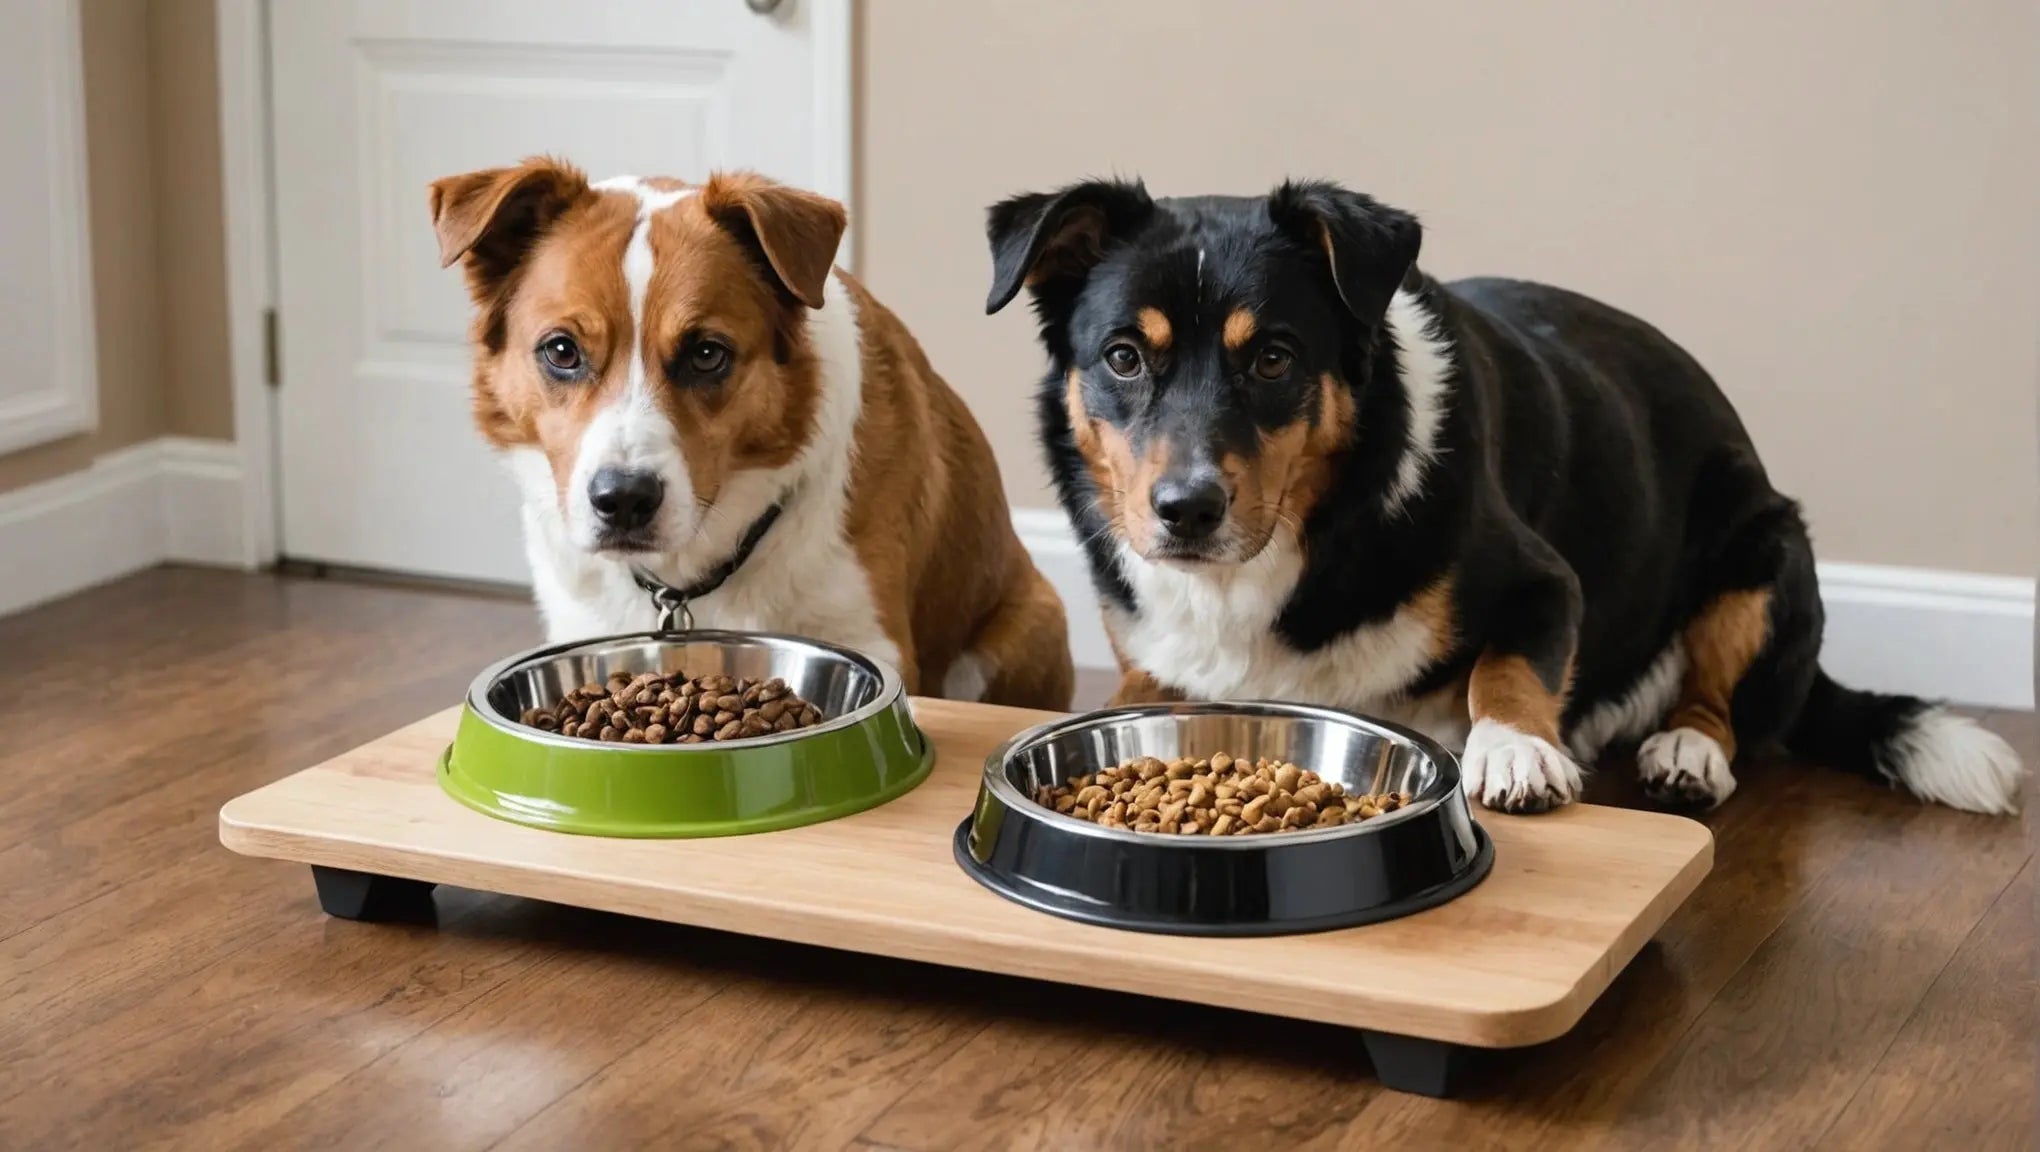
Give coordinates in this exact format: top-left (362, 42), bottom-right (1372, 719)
top-left (220, 697), bottom-right (1711, 1098)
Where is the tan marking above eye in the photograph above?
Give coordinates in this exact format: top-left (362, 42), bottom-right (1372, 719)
top-left (1223, 309), bottom-right (1257, 351)
top-left (1136, 307), bottom-right (1173, 351)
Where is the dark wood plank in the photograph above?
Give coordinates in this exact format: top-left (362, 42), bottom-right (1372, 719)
top-left (198, 905), bottom-right (734, 1152)
top-left (1808, 709), bottom-right (2040, 1152)
top-left (864, 997), bottom-right (1382, 1151)
top-left (1598, 789), bottom-right (2030, 1147)
top-left (0, 660), bottom-right (521, 942)
top-left (0, 582), bottom-right (532, 1141)
top-left (489, 937), bottom-right (1003, 1151)
top-left (0, 888), bottom-right (540, 1149)
top-left (1815, 857), bottom-right (2036, 1151)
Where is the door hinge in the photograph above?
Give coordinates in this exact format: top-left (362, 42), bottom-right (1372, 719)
top-left (263, 307), bottom-right (281, 388)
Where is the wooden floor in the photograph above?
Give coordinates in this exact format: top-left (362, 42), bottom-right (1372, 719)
top-left (2, 568), bottom-right (2032, 1151)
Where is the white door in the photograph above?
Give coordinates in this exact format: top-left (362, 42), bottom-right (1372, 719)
top-left (269, 0), bottom-right (849, 582)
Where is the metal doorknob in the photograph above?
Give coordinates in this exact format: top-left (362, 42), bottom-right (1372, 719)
top-left (746, 0), bottom-right (784, 14)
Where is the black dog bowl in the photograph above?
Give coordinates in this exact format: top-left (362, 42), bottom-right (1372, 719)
top-left (954, 702), bottom-right (1493, 936)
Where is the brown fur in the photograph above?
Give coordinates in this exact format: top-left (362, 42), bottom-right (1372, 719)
top-left (1407, 574), bottom-right (1459, 661)
top-left (429, 159), bottom-right (1074, 709)
top-left (1067, 367), bottom-right (1174, 551)
top-left (1468, 651), bottom-right (1572, 746)
top-left (1666, 588), bottom-right (1773, 756)
top-left (430, 159), bottom-right (602, 446)
top-left (1110, 666), bottom-right (1185, 706)
top-left (838, 275), bottom-right (1073, 707)
top-left (696, 174), bottom-right (845, 309)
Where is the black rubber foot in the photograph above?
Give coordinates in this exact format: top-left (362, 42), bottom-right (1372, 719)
top-left (311, 866), bottom-right (437, 922)
top-left (1361, 1030), bottom-right (1476, 1097)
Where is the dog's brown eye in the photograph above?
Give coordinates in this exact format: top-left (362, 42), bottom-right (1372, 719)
top-left (1103, 342), bottom-right (1143, 379)
top-left (1253, 346), bottom-right (1295, 381)
top-left (685, 340), bottom-right (731, 376)
top-left (538, 333), bottom-right (584, 376)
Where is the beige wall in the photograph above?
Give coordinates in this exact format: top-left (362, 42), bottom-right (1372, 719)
top-left (0, 0), bottom-right (230, 494)
top-left (150, 0), bottom-right (235, 442)
top-left (857, 0), bottom-right (2040, 577)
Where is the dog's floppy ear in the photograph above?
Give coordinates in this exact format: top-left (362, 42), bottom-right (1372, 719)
top-left (1268, 180), bottom-right (1421, 324)
top-left (700, 172), bottom-right (847, 310)
top-left (985, 179), bottom-right (1154, 314)
top-left (428, 157), bottom-right (590, 300)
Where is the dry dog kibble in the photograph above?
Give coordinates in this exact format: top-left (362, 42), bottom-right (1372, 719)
top-left (518, 670), bottom-right (825, 745)
top-left (1033, 754), bottom-right (1407, 836)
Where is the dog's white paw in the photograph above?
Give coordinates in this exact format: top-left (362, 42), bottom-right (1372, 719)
top-left (1461, 719), bottom-right (1584, 813)
top-left (1636, 727), bottom-right (1737, 809)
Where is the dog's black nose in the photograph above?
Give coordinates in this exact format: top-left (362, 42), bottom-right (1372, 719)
top-left (587, 467), bottom-right (663, 532)
top-left (1151, 475), bottom-right (1229, 541)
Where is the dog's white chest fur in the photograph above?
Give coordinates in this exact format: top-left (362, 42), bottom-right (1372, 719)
top-left (504, 274), bottom-right (900, 672)
top-left (1109, 538), bottom-right (1466, 746)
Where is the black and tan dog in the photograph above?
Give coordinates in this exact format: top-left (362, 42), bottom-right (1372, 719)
top-left (985, 178), bottom-right (2023, 814)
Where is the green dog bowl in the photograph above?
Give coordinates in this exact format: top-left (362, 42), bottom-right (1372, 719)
top-left (439, 631), bottom-right (933, 837)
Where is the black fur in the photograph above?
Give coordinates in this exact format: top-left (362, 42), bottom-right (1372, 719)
top-left (985, 177), bottom-right (1955, 796)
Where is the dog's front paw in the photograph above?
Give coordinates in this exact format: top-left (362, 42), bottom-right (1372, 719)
top-left (1636, 727), bottom-right (1736, 809)
top-left (1461, 719), bottom-right (1584, 813)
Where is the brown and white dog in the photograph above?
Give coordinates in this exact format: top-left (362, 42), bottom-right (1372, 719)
top-left (428, 158), bottom-right (1073, 709)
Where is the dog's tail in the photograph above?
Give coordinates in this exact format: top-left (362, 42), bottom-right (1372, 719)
top-left (1785, 671), bottom-right (2024, 814)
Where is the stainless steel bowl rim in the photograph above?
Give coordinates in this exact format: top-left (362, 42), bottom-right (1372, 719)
top-left (981, 700), bottom-right (1462, 849)
top-left (465, 629), bottom-right (905, 753)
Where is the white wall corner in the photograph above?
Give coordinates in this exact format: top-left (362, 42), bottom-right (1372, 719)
top-left (0, 437), bottom-right (251, 619)
top-left (1011, 508), bottom-right (2037, 710)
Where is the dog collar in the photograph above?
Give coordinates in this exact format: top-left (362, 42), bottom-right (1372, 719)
top-left (630, 503), bottom-right (784, 633)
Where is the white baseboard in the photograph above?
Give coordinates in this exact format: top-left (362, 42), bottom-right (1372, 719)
top-left (0, 443), bottom-right (166, 619)
top-left (157, 437), bottom-right (250, 566)
top-left (1013, 508), bottom-right (2035, 710)
top-left (1815, 563), bottom-right (2034, 709)
top-left (0, 436), bottom-right (249, 618)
